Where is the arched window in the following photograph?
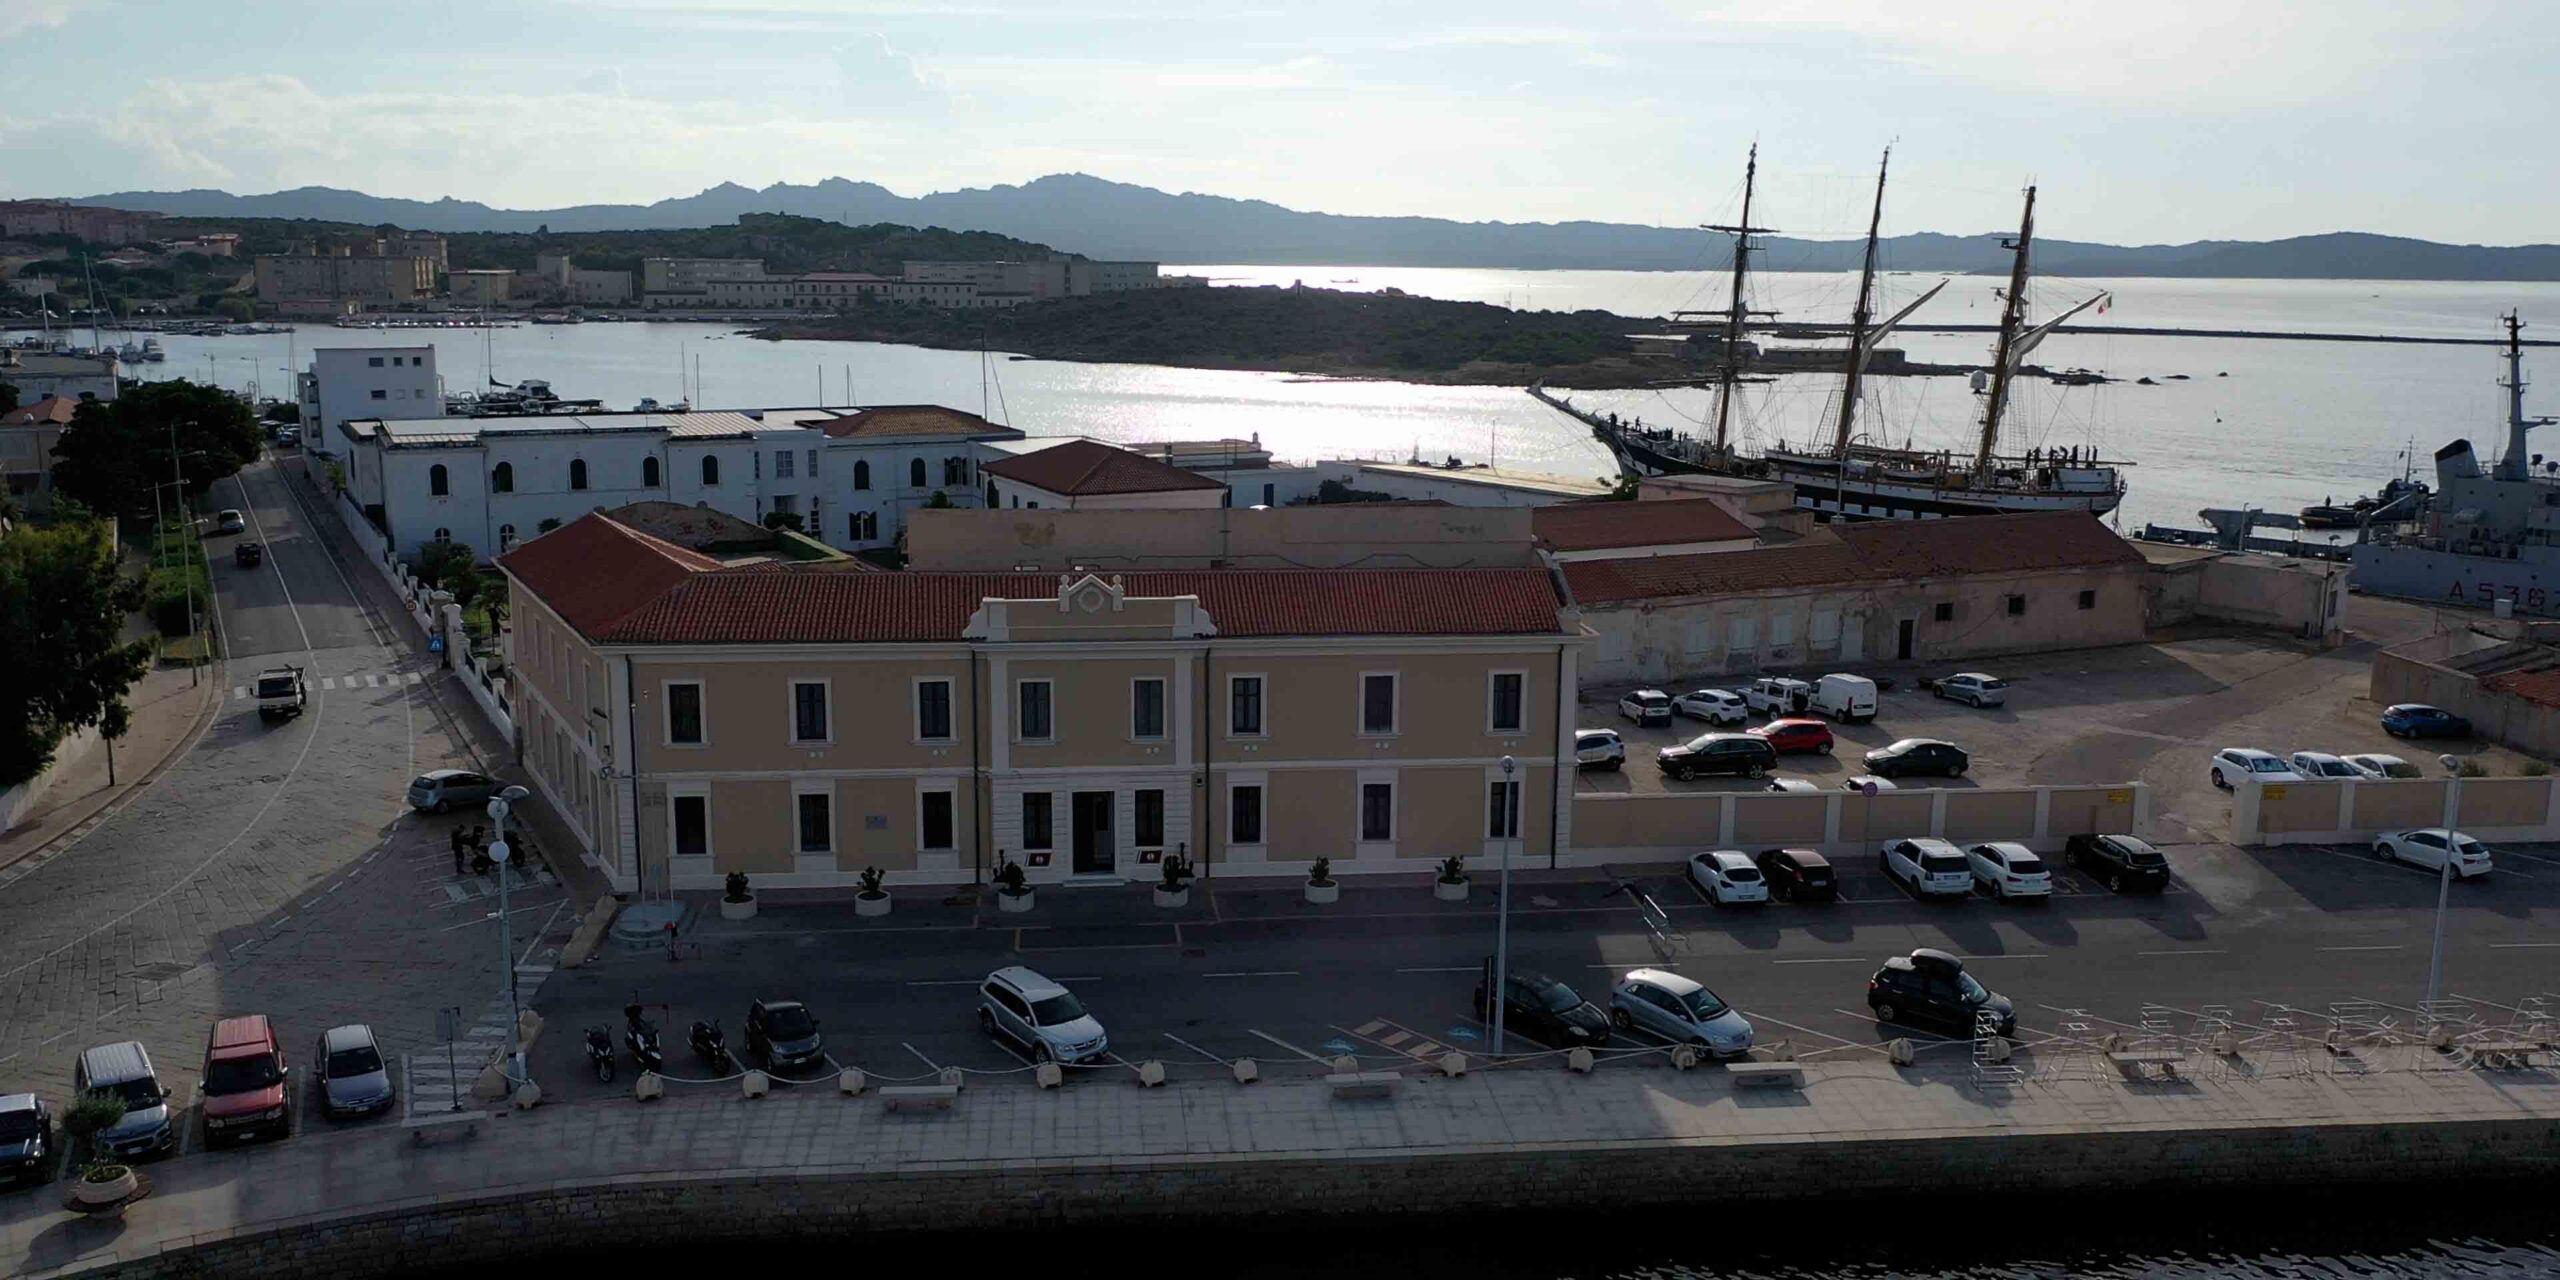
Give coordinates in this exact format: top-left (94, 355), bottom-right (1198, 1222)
top-left (909, 458), bottom-right (926, 489)
top-left (429, 463), bottom-right (449, 496)
top-left (499, 523), bottom-right (517, 547)
top-left (642, 456), bottom-right (661, 487)
top-left (490, 461), bottom-right (512, 493)
top-left (569, 458), bottom-right (589, 491)
top-left (702, 456), bottom-right (720, 486)
top-left (433, 527), bottom-right (451, 543)
top-left (853, 460), bottom-right (870, 491)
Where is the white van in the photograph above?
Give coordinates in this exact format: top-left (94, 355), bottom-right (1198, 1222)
top-left (1811, 673), bottom-right (1878, 723)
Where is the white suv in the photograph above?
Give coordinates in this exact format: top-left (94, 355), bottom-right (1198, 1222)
top-left (1673, 688), bottom-right (1749, 725)
top-left (1882, 837), bottom-right (1973, 898)
top-left (1743, 677), bottom-right (1812, 715)
top-left (1574, 729), bottom-right (1626, 771)
top-left (977, 967), bottom-right (1109, 1065)
top-left (1686, 850), bottom-right (1769, 905)
top-left (2210, 748), bottom-right (2301, 789)
top-left (1964, 841), bottom-right (2053, 900)
top-left (1618, 689), bottom-right (1673, 725)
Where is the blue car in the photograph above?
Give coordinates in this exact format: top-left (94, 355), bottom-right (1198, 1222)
top-left (2381, 704), bottom-right (2472, 739)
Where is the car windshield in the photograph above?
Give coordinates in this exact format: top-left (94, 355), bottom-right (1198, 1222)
top-left (1680, 987), bottom-right (1730, 1020)
top-left (1726, 865), bottom-right (1762, 882)
top-left (1921, 852), bottom-right (1966, 872)
top-left (325, 1046), bottom-right (383, 1079)
top-left (1636, 693), bottom-right (1667, 706)
top-left (2455, 837), bottom-right (2488, 856)
top-left (1031, 993), bottom-right (1087, 1026)
top-left (2383, 762), bottom-right (2423, 778)
top-left (2249, 758), bottom-right (2289, 772)
top-left (410, 774), bottom-right (445, 790)
top-left (256, 676), bottom-right (296, 697)
top-left (2314, 760), bottom-right (2356, 776)
top-left (1681, 735), bottom-right (1723, 752)
top-left (0, 1110), bottom-right (39, 1141)
top-left (204, 1054), bottom-right (280, 1094)
top-left (2122, 845), bottom-right (2166, 867)
top-left (2007, 855), bottom-right (2045, 875)
top-left (1800, 864), bottom-right (1833, 881)
top-left (1535, 981), bottom-right (1582, 1014)
top-left (1957, 973), bottom-right (1991, 1003)
top-left (102, 1078), bottom-right (161, 1109)
top-left (763, 1006), bottom-right (817, 1039)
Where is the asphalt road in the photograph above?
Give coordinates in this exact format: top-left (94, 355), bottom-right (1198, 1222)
top-left (535, 835), bottom-right (2560, 1099)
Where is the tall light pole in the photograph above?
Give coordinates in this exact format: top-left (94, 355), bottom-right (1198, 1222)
top-left (2423, 842), bottom-right (2455, 1012)
top-left (164, 427), bottom-right (200, 687)
top-left (1492, 754), bottom-right (1516, 1055)
top-left (489, 785), bottom-right (532, 1084)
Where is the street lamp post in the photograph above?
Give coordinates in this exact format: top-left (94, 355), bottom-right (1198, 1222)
top-left (488, 785), bottom-right (533, 1085)
top-left (2423, 846), bottom-right (2454, 1012)
top-left (166, 425), bottom-right (198, 685)
top-left (1492, 754), bottom-right (1516, 1055)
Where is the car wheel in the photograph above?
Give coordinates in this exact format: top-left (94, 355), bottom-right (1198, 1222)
top-left (1606, 759), bottom-right (1622, 771)
top-left (1673, 763), bottom-right (1695, 781)
top-left (1745, 763), bottom-right (1766, 779)
top-left (977, 1008), bottom-right (997, 1036)
top-left (2375, 842), bottom-right (2393, 862)
top-left (1818, 741), bottom-right (1834, 755)
top-left (1776, 882), bottom-right (1795, 902)
top-left (2108, 873), bottom-right (2124, 892)
top-left (1032, 1042), bottom-right (1053, 1065)
top-left (1610, 1007), bottom-right (1633, 1031)
top-left (432, 798), bottom-right (450, 814)
top-left (1874, 1002), bottom-right (1899, 1024)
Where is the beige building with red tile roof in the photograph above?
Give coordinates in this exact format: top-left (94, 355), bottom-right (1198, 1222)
top-left (498, 512), bottom-right (1581, 893)
top-left (982, 439), bottom-right (1229, 511)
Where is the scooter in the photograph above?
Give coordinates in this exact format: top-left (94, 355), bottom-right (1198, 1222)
top-left (585, 1026), bottom-right (617, 1083)
top-left (689, 1018), bottom-right (734, 1074)
top-left (624, 1002), bottom-right (664, 1074)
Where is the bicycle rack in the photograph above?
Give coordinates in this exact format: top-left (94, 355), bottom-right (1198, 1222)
top-left (1970, 1009), bottom-right (2023, 1091)
top-left (1626, 886), bottom-right (1689, 962)
top-left (2327, 1001), bottom-right (2389, 1073)
top-left (2259, 1004), bottom-right (2314, 1078)
top-left (2049, 1007), bottom-right (2102, 1083)
top-left (2191, 1004), bottom-right (2238, 1080)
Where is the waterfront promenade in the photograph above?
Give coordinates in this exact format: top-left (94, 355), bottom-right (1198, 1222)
top-left (8, 1047), bottom-right (2557, 1278)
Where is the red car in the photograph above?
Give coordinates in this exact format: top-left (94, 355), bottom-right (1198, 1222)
top-left (201, 1015), bottom-right (291, 1145)
top-left (1748, 717), bottom-right (1835, 755)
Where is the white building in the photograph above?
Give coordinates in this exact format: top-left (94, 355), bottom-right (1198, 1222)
top-left (296, 346), bottom-right (441, 441)
top-left (323, 403), bottom-right (1026, 562)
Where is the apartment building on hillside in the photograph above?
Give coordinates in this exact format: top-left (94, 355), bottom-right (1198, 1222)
top-left (497, 512), bottom-right (1580, 894)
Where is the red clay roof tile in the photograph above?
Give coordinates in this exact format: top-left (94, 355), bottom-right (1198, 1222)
top-left (1563, 510), bottom-right (2141, 604)
top-left (1532, 498), bottom-right (1755, 552)
top-left (980, 439), bottom-right (1225, 495)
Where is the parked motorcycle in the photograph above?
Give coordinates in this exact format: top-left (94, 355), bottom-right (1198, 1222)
top-left (689, 1018), bottom-right (734, 1074)
top-left (624, 1002), bottom-right (664, 1073)
top-left (585, 1026), bottom-right (617, 1083)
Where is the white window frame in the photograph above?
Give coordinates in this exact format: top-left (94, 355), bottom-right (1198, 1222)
top-left (1020, 789), bottom-right (1054, 852)
top-left (1225, 772), bottom-right (1268, 853)
top-left (1227, 672), bottom-right (1267, 738)
top-left (1130, 676), bottom-right (1168, 742)
top-left (662, 679), bottom-right (708, 748)
top-left (913, 676), bottom-right (956, 745)
top-left (1356, 670), bottom-right (1400, 738)
top-left (1486, 668), bottom-right (1528, 736)
top-left (1355, 769), bottom-right (1397, 853)
top-left (791, 779), bottom-right (835, 857)
top-left (916, 781), bottom-right (958, 853)
top-left (787, 676), bottom-right (833, 746)
top-left (1016, 678), bottom-right (1056, 744)
top-left (667, 783), bottom-right (713, 863)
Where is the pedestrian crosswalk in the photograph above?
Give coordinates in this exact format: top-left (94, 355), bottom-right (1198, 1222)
top-left (231, 671), bottom-right (425, 698)
top-left (403, 961), bottom-right (556, 1115)
top-left (436, 865), bottom-right (560, 904)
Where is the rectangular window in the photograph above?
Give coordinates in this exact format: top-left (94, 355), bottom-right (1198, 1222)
top-left (1135, 790), bottom-right (1164, 848)
top-left (1360, 673), bottom-right (1398, 735)
top-left (919, 790), bottom-right (955, 851)
top-left (672, 793), bottom-right (709, 857)
top-left (1229, 675), bottom-right (1264, 736)
top-left (1488, 780), bottom-right (1522, 840)
top-left (1132, 677), bottom-right (1166, 740)
top-left (2006, 594), bottom-right (2027, 616)
top-left (1360, 782), bottom-right (1394, 842)
top-left (1934, 602), bottom-right (1955, 623)
top-left (1489, 672), bottom-right (1525, 734)
top-left (915, 679), bottom-right (953, 742)
top-left (775, 450), bottom-right (795, 479)
top-left (368, 356), bottom-right (384, 368)
top-left (369, 388), bottom-right (386, 400)
top-left (1022, 792), bottom-right (1053, 850)
top-left (796, 790), bottom-right (832, 854)
top-left (1018, 680), bottom-right (1053, 741)
top-left (791, 680), bottom-right (829, 743)
top-left (666, 681), bottom-right (704, 745)
top-left (2078, 588), bottom-right (2098, 610)
top-left (1230, 784), bottom-right (1263, 845)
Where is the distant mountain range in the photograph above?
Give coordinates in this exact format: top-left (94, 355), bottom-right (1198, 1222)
top-left (65, 174), bottom-right (2560, 280)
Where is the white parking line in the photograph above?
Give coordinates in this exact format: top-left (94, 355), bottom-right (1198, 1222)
top-left (2136, 949), bottom-right (2227, 956)
top-left (2318, 944), bottom-right (2404, 952)
top-left (2489, 942), bottom-right (2560, 949)
top-left (1954, 953), bottom-right (2047, 961)
top-left (1200, 970), bottom-right (1299, 978)
top-left (901, 1042), bottom-right (940, 1071)
top-left (1395, 966), bottom-right (1476, 974)
top-left (1162, 1033), bottom-right (1229, 1064)
top-left (1771, 957), bottom-right (1868, 965)
top-left (1247, 1028), bottom-right (1329, 1063)
top-left (904, 979), bottom-right (984, 986)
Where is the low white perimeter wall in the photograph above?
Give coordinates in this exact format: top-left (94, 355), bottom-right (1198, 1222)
top-left (0, 723), bottom-right (103, 834)
top-left (2232, 775), bottom-right (2559, 846)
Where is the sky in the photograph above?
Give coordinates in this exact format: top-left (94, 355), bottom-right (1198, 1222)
top-left (1, 0), bottom-right (2553, 245)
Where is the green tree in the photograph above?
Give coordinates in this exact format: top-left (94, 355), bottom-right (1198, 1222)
top-left (0, 520), bottom-right (152, 787)
top-left (414, 541), bottom-right (481, 612)
top-left (215, 297), bottom-right (254, 322)
top-left (49, 380), bottom-right (263, 519)
top-left (0, 381), bottom-right (16, 413)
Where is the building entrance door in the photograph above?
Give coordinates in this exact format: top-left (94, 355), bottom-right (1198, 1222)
top-left (1071, 791), bottom-right (1116, 874)
top-left (1896, 618), bottom-right (1916, 661)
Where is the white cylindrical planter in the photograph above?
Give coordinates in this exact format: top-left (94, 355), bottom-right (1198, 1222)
top-left (1304, 880), bottom-right (1339, 904)
top-left (1153, 885), bottom-right (1190, 908)
top-left (1434, 879), bottom-right (1469, 902)
top-left (73, 1167), bottom-right (137, 1207)
top-left (855, 893), bottom-right (892, 918)
top-left (997, 888), bottom-right (1035, 913)
top-left (719, 897), bottom-right (757, 921)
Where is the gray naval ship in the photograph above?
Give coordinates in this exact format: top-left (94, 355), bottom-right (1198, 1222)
top-left (2354, 314), bottom-right (2560, 614)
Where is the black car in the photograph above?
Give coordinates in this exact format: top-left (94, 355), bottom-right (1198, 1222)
top-left (1867, 948), bottom-right (2014, 1037)
top-left (1657, 732), bottom-right (1778, 781)
top-left (2065, 833), bottom-right (2171, 893)
top-left (0, 1093), bottom-right (52, 1186)
top-left (1755, 848), bottom-right (1837, 902)
top-left (745, 999), bottom-right (826, 1074)
top-left (1863, 738), bottom-right (1969, 779)
top-left (1473, 961), bottom-right (1611, 1048)
top-left (233, 541), bottom-right (264, 568)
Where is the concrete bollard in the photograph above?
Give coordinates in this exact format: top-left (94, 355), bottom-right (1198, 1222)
top-left (1567, 1047), bottom-right (1595, 1074)
top-left (1232, 1057), bottom-right (1259, 1085)
top-left (1985, 1036), bottom-right (2012, 1063)
top-left (837, 1068), bottom-right (866, 1096)
top-left (742, 1070), bottom-right (770, 1098)
top-left (634, 1072), bottom-right (664, 1102)
top-left (1671, 1046), bottom-right (1699, 1071)
top-left (1437, 1051), bottom-right (1467, 1078)
top-left (2211, 1032), bottom-right (2239, 1057)
top-left (1136, 1060), bottom-right (1167, 1087)
top-left (1887, 1038), bottom-right (1916, 1066)
top-left (1034, 1062), bottom-right (1064, 1089)
top-left (511, 1080), bottom-right (542, 1110)
top-left (472, 1062), bottom-right (512, 1101)
top-left (939, 1066), bottom-right (966, 1090)
top-left (1331, 1055), bottom-right (1360, 1074)
top-left (2429, 1023), bottom-right (2456, 1050)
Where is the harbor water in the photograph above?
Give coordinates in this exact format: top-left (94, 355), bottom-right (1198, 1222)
top-left (58, 271), bottom-right (2560, 535)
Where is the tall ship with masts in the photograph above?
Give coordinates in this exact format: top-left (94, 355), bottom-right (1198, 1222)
top-left (1561, 149), bottom-right (2128, 520)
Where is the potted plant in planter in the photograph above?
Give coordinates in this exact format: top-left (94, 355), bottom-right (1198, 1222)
top-left (63, 1091), bottom-right (137, 1208)
top-left (854, 866), bottom-right (892, 917)
top-left (995, 857), bottom-right (1035, 913)
top-left (720, 871), bottom-right (757, 921)
top-left (1305, 856), bottom-right (1340, 905)
top-left (1153, 852), bottom-right (1193, 908)
top-left (1434, 855), bottom-right (1470, 902)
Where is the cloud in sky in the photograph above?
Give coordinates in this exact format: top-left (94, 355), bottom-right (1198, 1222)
top-left (0, 0), bottom-right (97, 39)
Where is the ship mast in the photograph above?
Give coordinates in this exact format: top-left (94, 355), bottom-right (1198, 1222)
top-left (2495, 311), bottom-right (2553, 481)
top-left (1972, 185), bottom-right (2036, 484)
top-left (1707, 144), bottom-right (1776, 459)
top-left (1832, 148), bottom-right (1890, 459)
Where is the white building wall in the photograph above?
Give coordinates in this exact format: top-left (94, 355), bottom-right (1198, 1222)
top-left (989, 477), bottom-right (1225, 511)
top-left (308, 347), bottom-right (440, 437)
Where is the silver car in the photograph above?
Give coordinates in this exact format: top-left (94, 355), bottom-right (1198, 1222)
top-left (73, 1041), bottom-right (175, 1160)
top-left (406, 769), bottom-right (498, 813)
top-left (1933, 673), bottom-right (2007, 708)
top-left (978, 966), bottom-right (1109, 1065)
top-left (1607, 968), bottom-right (1755, 1057)
top-left (316, 1025), bottom-right (395, 1119)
